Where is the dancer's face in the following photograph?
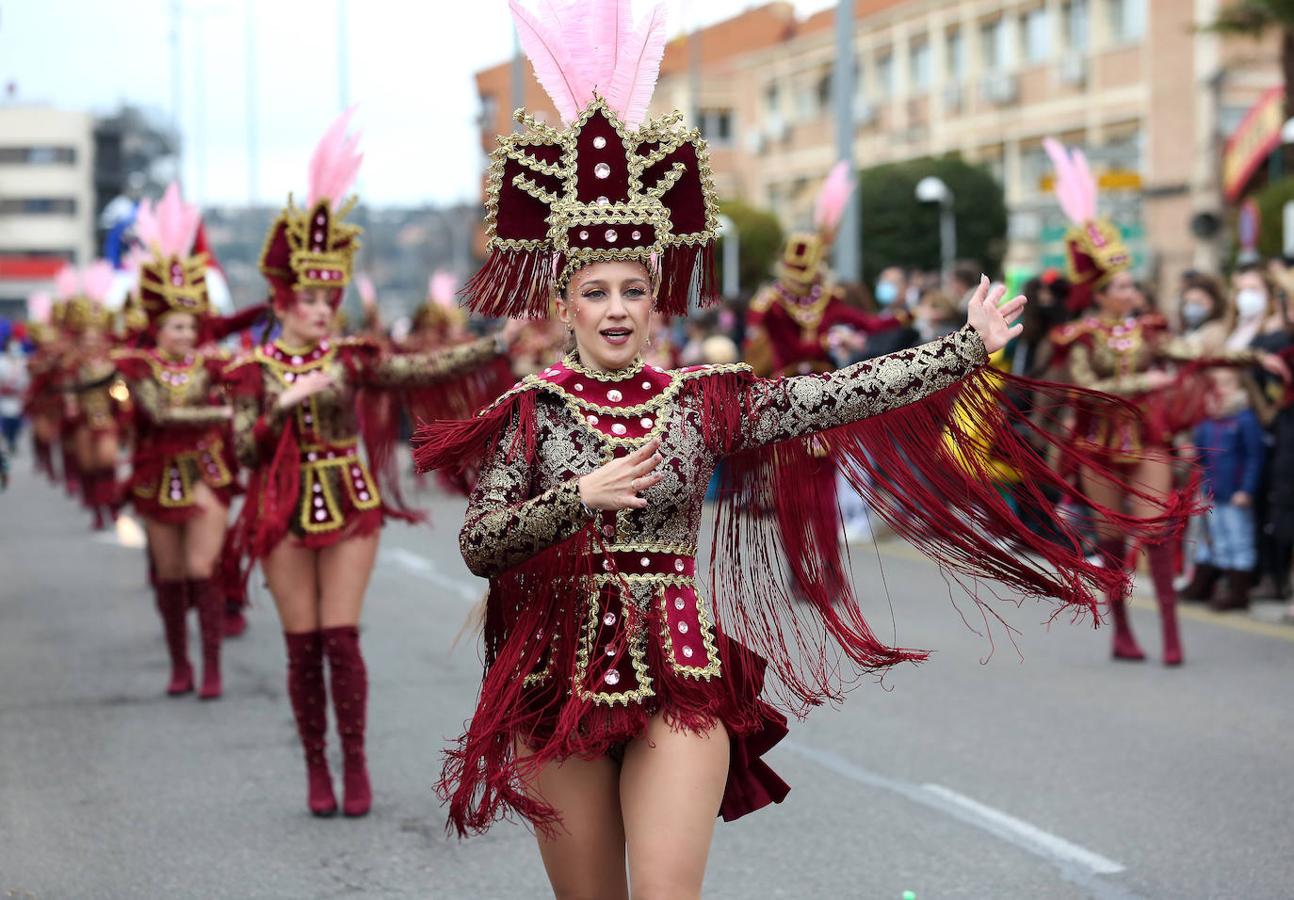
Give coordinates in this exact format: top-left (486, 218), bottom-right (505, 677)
top-left (1095, 271), bottom-right (1137, 319)
top-left (155, 312), bottom-right (198, 357)
top-left (557, 260), bottom-right (653, 373)
top-left (281, 287), bottom-right (341, 346)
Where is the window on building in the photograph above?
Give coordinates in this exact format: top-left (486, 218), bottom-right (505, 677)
top-left (700, 109), bottom-right (733, 144)
top-left (980, 18), bottom-right (1008, 71)
top-left (1063, 0), bottom-right (1089, 51)
top-left (947, 28), bottom-right (965, 81)
top-left (1108, 0), bottom-right (1145, 43)
top-left (0, 198), bottom-right (78, 215)
top-left (877, 52), bottom-right (894, 98)
top-left (0, 146), bottom-right (77, 165)
top-left (765, 83), bottom-right (781, 116)
top-left (816, 72), bottom-right (833, 113)
top-left (1022, 7), bottom-right (1050, 63)
top-left (910, 39), bottom-right (931, 92)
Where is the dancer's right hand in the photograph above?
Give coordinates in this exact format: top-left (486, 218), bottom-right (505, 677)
top-left (578, 438), bottom-right (664, 511)
top-left (275, 370), bottom-right (335, 411)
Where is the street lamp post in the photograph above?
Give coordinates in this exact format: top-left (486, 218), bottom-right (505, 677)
top-left (916, 175), bottom-right (955, 281)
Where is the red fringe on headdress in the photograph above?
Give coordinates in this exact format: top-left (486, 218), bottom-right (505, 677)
top-left (657, 242), bottom-right (718, 317)
top-left (414, 361), bottom-right (1201, 836)
top-left (459, 249), bottom-right (555, 319)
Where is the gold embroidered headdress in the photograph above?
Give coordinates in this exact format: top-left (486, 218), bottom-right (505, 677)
top-left (133, 181), bottom-right (209, 327)
top-left (463, 0), bottom-right (721, 319)
top-left (259, 108), bottom-right (363, 306)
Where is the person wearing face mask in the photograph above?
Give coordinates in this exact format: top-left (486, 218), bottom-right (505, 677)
top-left (412, 13), bottom-right (1193, 894)
top-left (743, 162), bottom-right (905, 576)
top-left (222, 110), bottom-right (514, 819)
top-left (1044, 138), bottom-right (1288, 665)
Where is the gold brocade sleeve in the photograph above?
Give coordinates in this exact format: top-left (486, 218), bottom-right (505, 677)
top-left (737, 325), bottom-right (988, 450)
top-left (361, 337), bottom-right (499, 388)
top-left (231, 391), bottom-right (286, 468)
top-left (131, 378), bottom-right (230, 427)
top-left (459, 409), bottom-right (593, 579)
top-left (1157, 336), bottom-right (1260, 366)
top-left (1066, 343), bottom-right (1160, 396)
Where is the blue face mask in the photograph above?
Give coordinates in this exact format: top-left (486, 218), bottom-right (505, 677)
top-left (875, 281), bottom-right (898, 306)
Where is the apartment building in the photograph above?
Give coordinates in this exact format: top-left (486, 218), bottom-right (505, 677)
top-left (0, 105), bottom-right (96, 316)
top-left (474, 0), bottom-right (1281, 294)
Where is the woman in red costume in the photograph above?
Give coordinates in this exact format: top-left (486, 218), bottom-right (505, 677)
top-left (1043, 139), bottom-right (1286, 665)
top-left (224, 110), bottom-right (510, 819)
top-left (58, 262), bottom-right (129, 529)
top-left (112, 183), bottom-right (251, 699)
top-left (412, 5), bottom-right (1191, 895)
top-left (21, 292), bottom-right (63, 484)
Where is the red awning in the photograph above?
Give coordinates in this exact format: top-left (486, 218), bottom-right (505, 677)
top-left (0, 256), bottom-right (67, 280)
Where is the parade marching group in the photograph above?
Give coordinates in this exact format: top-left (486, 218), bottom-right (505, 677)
top-left (6, 1), bottom-right (1292, 895)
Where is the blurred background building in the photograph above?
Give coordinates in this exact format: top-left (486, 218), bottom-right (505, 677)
top-left (475, 0), bottom-right (1284, 299)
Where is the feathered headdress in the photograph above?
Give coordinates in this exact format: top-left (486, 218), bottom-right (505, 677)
top-left (465, 0), bottom-right (719, 318)
top-left (133, 181), bottom-right (210, 329)
top-left (59, 261), bottom-right (115, 333)
top-left (414, 270), bottom-right (465, 335)
top-left (1043, 138), bottom-right (1130, 311)
top-left (259, 107), bottom-right (363, 306)
top-left (777, 160), bottom-right (855, 288)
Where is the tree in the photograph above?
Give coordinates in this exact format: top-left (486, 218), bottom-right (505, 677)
top-left (1205, 1), bottom-right (1294, 143)
top-left (855, 156), bottom-right (1007, 286)
top-left (716, 199), bottom-right (784, 296)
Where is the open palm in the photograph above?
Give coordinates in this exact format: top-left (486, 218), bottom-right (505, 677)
top-left (965, 275), bottom-right (1026, 354)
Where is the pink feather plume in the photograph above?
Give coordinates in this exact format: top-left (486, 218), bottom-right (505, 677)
top-left (27, 291), bottom-right (52, 324)
top-left (604, 1), bottom-right (667, 128)
top-left (80, 260), bottom-right (116, 303)
top-left (428, 270), bottom-right (457, 308)
top-left (509, 0), bottom-right (667, 128)
top-left (54, 266), bottom-right (80, 300)
top-left (306, 106), bottom-right (363, 210)
top-left (1042, 137), bottom-right (1096, 225)
top-left (135, 182), bottom-right (201, 259)
top-left (355, 273), bottom-right (377, 307)
top-left (814, 161), bottom-right (855, 236)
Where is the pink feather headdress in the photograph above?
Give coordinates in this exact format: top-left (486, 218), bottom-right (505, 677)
top-left (57, 260), bottom-right (115, 332)
top-left (1042, 137), bottom-right (1130, 310)
top-left (27, 291), bottom-right (52, 324)
top-left (134, 181), bottom-right (211, 326)
top-left (260, 107), bottom-right (364, 305)
top-left (428, 271), bottom-right (457, 309)
top-left (464, 0), bottom-right (721, 318)
top-left (776, 160), bottom-right (856, 287)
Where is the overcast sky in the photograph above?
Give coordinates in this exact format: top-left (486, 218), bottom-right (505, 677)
top-left (2, 0), bottom-right (833, 207)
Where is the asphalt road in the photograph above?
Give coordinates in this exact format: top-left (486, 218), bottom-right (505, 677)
top-left (2, 466), bottom-right (1292, 899)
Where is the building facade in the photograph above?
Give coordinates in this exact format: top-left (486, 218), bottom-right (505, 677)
top-left (0, 105), bottom-right (96, 316)
top-left (476, 0), bottom-right (1281, 298)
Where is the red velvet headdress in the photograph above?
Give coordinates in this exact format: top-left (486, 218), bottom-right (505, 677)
top-left (132, 182), bottom-right (209, 329)
top-left (463, 0), bottom-right (720, 319)
top-left (259, 108), bottom-right (363, 306)
top-left (1043, 138), bottom-right (1130, 312)
top-left (777, 161), bottom-right (855, 288)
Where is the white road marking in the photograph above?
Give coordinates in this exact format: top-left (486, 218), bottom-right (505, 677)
top-left (381, 546), bottom-right (481, 603)
top-left (921, 783), bottom-right (1125, 875)
top-left (782, 741), bottom-right (1135, 896)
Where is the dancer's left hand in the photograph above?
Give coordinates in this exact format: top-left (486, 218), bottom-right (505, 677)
top-left (966, 274), bottom-right (1025, 355)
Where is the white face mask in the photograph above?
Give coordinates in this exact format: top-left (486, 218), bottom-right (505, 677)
top-left (1236, 288), bottom-right (1267, 319)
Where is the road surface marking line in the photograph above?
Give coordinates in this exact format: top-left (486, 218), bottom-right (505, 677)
top-left (381, 547), bottom-right (481, 603)
top-left (782, 741), bottom-right (1128, 882)
top-left (872, 539), bottom-right (1294, 644)
top-left (921, 783), bottom-right (1125, 875)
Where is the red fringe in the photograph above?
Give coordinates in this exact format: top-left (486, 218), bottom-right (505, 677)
top-left (460, 249), bottom-right (554, 319)
top-left (657, 243), bottom-right (718, 317)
